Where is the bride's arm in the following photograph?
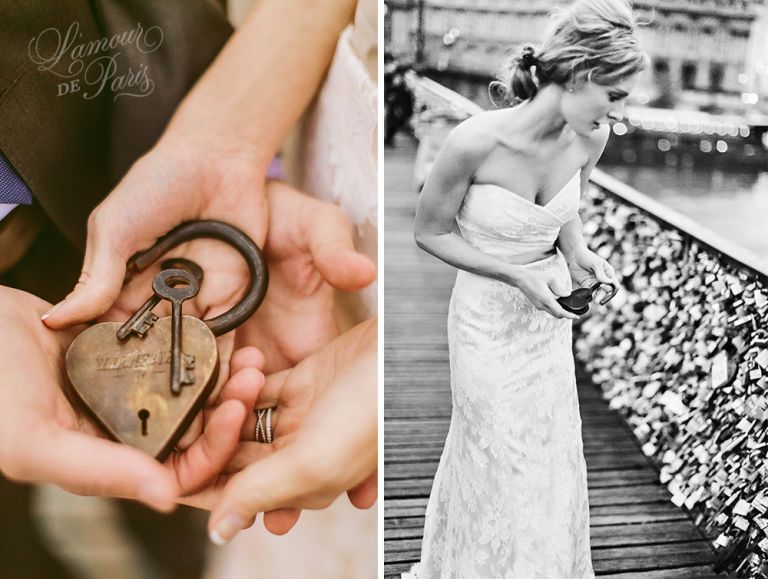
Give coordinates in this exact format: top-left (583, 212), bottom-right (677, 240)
top-left (414, 126), bottom-right (512, 283)
top-left (557, 126), bottom-right (620, 288)
top-left (414, 124), bottom-right (577, 319)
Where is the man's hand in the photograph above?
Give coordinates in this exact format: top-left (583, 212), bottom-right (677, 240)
top-left (182, 319), bottom-right (378, 544)
top-left (41, 136), bottom-right (268, 330)
top-left (0, 286), bottom-right (265, 511)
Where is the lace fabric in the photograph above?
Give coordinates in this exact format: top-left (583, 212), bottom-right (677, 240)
top-left (300, 25), bottom-right (378, 313)
top-left (456, 172), bottom-right (580, 259)
top-left (406, 174), bottom-right (595, 578)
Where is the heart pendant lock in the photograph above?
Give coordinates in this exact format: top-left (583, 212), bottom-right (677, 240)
top-left (557, 281), bottom-right (618, 316)
top-left (65, 221), bottom-right (268, 461)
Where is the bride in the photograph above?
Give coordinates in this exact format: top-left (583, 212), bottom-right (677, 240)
top-left (408, 0), bottom-right (647, 576)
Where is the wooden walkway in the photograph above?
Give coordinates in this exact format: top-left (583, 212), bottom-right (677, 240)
top-left (383, 137), bottom-right (719, 578)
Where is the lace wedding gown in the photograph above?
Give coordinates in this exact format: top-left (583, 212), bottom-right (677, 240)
top-left (407, 172), bottom-right (595, 578)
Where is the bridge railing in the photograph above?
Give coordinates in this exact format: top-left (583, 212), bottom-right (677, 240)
top-left (407, 75), bottom-right (768, 578)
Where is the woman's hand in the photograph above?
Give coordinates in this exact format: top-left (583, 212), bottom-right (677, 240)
top-left (507, 267), bottom-right (579, 320)
top-left (235, 181), bottom-right (376, 373)
top-left (0, 286), bottom-right (265, 511)
top-left (181, 320), bottom-right (378, 544)
top-left (566, 248), bottom-right (620, 295)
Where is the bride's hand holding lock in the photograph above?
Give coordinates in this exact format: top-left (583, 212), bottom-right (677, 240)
top-left (566, 247), bottom-right (621, 300)
top-left (44, 178), bottom-right (374, 450)
top-left (505, 267), bottom-right (580, 320)
top-left (181, 319), bottom-right (378, 545)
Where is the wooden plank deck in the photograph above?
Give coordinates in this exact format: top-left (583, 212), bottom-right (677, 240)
top-left (383, 137), bottom-right (719, 578)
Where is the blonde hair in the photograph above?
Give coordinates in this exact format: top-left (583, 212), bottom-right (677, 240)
top-left (490, 0), bottom-right (649, 107)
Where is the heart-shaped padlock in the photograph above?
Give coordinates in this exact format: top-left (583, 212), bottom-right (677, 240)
top-left (557, 281), bottom-right (618, 316)
top-left (65, 221), bottom-right (268, 461)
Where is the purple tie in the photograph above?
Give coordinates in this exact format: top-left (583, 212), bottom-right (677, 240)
top-left (0, 153), bottom-right (33, 204)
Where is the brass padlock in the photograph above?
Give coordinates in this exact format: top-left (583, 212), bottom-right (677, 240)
top-left (65, 221), bottom-right (268, 461)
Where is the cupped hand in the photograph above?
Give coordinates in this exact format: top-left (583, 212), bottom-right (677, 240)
top-left (42, 135), bottom-right (268, 331)
top-left (0, 286), bottom-right (265, 512)
top-left (234, 180), bottom-right (376, 373)
top-left (181, 319), bottom-right (378, 544)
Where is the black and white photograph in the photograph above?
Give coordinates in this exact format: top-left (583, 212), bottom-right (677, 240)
top-left (384, 0), bottom-right (768, 577)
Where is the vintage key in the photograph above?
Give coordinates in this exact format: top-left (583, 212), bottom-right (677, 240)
top-left (115, 292), bottom-right (161, 339)
top-left (150, 268), bottom-right (200, 395)
top-left (116, 265), bottom-right (203, 395)
top-left (117, 258), bottom-right (204, 341)
top-left (66, 220), bottom-right (268, 461)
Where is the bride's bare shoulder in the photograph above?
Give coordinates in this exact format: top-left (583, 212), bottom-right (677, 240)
top-left (442, 110), bottom-right (506, 162)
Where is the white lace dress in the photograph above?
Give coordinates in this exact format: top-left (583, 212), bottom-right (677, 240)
top-left (407, 173), bottom-right (595, 578)
top-left (298, 25), bottom-right (377, 315)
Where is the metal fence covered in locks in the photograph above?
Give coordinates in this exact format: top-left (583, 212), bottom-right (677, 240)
top-left (576, 170), bottom-right (768, 577)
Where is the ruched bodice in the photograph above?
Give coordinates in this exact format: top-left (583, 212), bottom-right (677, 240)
top-left (456, 172), bottom-right (581, 259)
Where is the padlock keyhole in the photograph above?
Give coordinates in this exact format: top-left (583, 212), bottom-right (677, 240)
top-left (138, 408), bottom-right (150, 436)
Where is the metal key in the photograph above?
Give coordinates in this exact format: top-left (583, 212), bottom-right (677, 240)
top-left (117, 258), bottom-right (204, 340)
top-left (152, 268), bottom-right (200, 395)
top-left (116, 294), bottom-right (161, 340)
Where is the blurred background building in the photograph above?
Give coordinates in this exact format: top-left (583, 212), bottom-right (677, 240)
top-left (386, 0), bottom-right (768, 115)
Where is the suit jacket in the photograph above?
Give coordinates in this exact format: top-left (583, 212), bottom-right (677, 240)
top-left (0, 0), bottom-right (232, 300)
top-left (0, 0), bottom-right (232, 249)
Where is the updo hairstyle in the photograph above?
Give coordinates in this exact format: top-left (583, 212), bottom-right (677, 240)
top-left (490, 0), bottom-right (648, 107)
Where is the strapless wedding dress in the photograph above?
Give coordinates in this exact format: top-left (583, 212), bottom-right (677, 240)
top-left (407, 173), bottom-right (595, 578)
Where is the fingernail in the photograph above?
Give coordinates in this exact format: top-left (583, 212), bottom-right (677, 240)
top-left (210, 514), bottom-right (245, 545)
top-left (41, 302), bottom-right (62, 321)
top-left (138, 481), bottom-right (174, 512)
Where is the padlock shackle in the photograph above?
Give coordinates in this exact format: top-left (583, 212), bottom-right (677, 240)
top-left (589, 281), bottom-right (618, 306)
top-left (126, 220), bottom-right (268, 336)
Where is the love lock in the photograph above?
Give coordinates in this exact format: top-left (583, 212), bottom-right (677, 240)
top-left (557, 281), bottom-right (618, 316)
top-left (65, 221), bottom-right (268, 461)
